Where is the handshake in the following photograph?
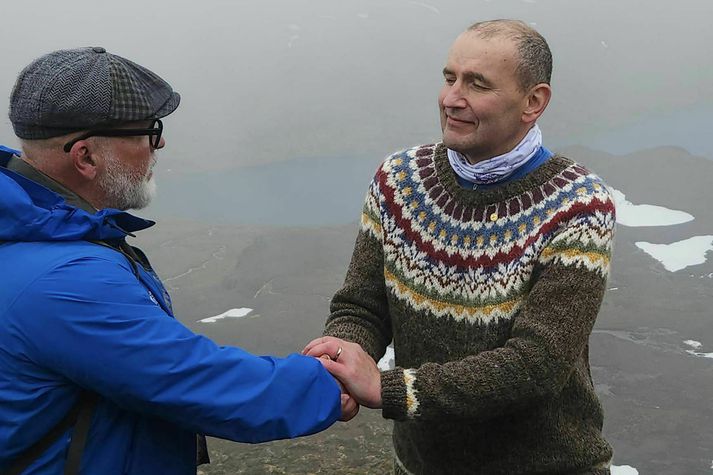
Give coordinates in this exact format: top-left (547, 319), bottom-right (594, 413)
top-left (302, 336), bottom-right (382, 422)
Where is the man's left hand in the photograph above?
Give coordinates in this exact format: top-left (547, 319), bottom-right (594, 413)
top-left (303, 336), bottom-right (382, 409)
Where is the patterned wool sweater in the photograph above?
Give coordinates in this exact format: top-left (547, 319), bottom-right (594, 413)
top-left (325, 143), bottom-right (616, 475)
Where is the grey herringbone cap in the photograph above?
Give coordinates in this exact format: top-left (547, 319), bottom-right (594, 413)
top-left (10, 46), bottom-right (180, 139)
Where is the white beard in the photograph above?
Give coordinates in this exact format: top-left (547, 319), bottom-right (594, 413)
top-left (98, 151), bottom-right (157, 211)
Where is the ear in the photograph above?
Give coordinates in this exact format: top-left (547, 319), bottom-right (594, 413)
top-left (67, 140), bottom-right (99, 180)
top-left (522, 83), bottom-right (552, 124)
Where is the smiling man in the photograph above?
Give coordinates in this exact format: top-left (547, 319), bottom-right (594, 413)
top-left (0, 47), bottom-right (356, 475)
top-left (305, 19), bottom-right (617, 474)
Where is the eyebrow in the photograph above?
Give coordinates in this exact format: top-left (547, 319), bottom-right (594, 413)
top-left (442, 68), bottom-right (494, 88)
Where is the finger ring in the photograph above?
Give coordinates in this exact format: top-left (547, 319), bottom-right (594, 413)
top-left (334, 346), bottom-right (343, 362)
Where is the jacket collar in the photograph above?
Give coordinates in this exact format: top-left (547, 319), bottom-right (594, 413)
top-left (6, 156), bottom-right (97, 214)
top-left (0, 146), bottom-right (155, 241)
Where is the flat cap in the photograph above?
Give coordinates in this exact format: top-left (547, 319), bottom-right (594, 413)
top-left (10, 47), bottom-right (180, 139)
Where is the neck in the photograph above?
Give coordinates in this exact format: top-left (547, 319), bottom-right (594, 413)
top-left (12, 157), bottom-right (99, 212)
top-left (447, 124), bottom-right (543, 186)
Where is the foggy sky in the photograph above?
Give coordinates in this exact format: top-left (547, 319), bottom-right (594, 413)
top-left (1, 0), bottom-right (711, 176)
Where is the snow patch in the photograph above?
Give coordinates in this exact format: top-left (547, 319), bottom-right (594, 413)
top-left (378, 344), bottom-right (395, 371)
top-left (611, 465), bottom-right (638, 475)
top-left (636, 236), bottom-right (713, 272)
top-left (612, 189), bottom-right (694, 227)
top-left (684, 340), bottom-right (703, 349)
top-left (684, 340), bottom-right (713, 359)
top-left (199, 308), bottom-right (253, 323)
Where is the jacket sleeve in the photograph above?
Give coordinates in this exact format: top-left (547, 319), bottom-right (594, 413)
top-left (9, 254), bottom-right (341, 443)
top-left (324, 174), bottom-right (392, 361)
top-left (380, 204), bottom-right (616, 422)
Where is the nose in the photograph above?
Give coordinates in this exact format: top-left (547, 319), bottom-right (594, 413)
top-left (441, 81), bottom-right (466, 109)
top-left (155, 136), bottom-right (166, 150)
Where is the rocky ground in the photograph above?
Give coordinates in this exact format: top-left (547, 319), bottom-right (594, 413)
top-left (133, 146), bottom-right (713, 474)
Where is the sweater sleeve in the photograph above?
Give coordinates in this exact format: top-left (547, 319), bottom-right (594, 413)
top-left (380, 202), bottom-right (616, 422)
top-left (10, 255), bottom-right (341, 443)
top-left (324, 175), bottom-right (392, 361)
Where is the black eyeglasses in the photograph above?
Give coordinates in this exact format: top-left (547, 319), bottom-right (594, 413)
top-left (63, 119), bottom-right (163, 153)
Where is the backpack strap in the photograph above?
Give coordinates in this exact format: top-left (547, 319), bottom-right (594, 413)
top-left (62, 392), bottom-right (99, 475)
top-left (5, 390), bottom-right (99, 475)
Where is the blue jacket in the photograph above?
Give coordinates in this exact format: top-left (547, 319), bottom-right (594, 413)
top-left (0, 146), bottom-right (341, 474)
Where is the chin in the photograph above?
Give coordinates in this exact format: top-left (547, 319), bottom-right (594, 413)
top-left (136, 178), bottom-right (158, 210)
top-left (442, 136), bottom-right (470, 154)
top-left (145, 176), bottom-right (157, 200)
top-left (125, 177), bottom-right (157, 211)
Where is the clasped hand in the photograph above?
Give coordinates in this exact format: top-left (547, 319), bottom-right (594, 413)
top-left (302, 336), bottom-right (382, 421)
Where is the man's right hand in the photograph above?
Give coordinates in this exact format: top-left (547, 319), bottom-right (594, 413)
top-left (305, 337), bottom-right (382, 409)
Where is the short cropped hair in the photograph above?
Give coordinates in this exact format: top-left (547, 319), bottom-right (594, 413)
top-left (467, 19), bottom-right (552, 91)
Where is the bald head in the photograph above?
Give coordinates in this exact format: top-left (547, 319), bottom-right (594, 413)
top-left (467, 19), bottom-right (552, 91)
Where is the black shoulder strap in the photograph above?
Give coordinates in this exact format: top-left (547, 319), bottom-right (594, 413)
top-left (4, 391), bottom-right (99, 475)
top-left (62, 392), bottom-right (99, 475)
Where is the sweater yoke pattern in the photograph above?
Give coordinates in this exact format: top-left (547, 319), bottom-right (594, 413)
top-left (327, 142), bottom-right (617, 474)
top-left (361, 143), bottom-right (615, 326)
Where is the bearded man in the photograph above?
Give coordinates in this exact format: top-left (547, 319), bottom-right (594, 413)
top-left (0, 47), bottom-right (356, 475)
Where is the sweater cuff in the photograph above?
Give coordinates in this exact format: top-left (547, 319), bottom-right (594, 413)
top-left (381, 367), bottom-right (419, 421)
top-left (323, 321), bottom-right (386, 361)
